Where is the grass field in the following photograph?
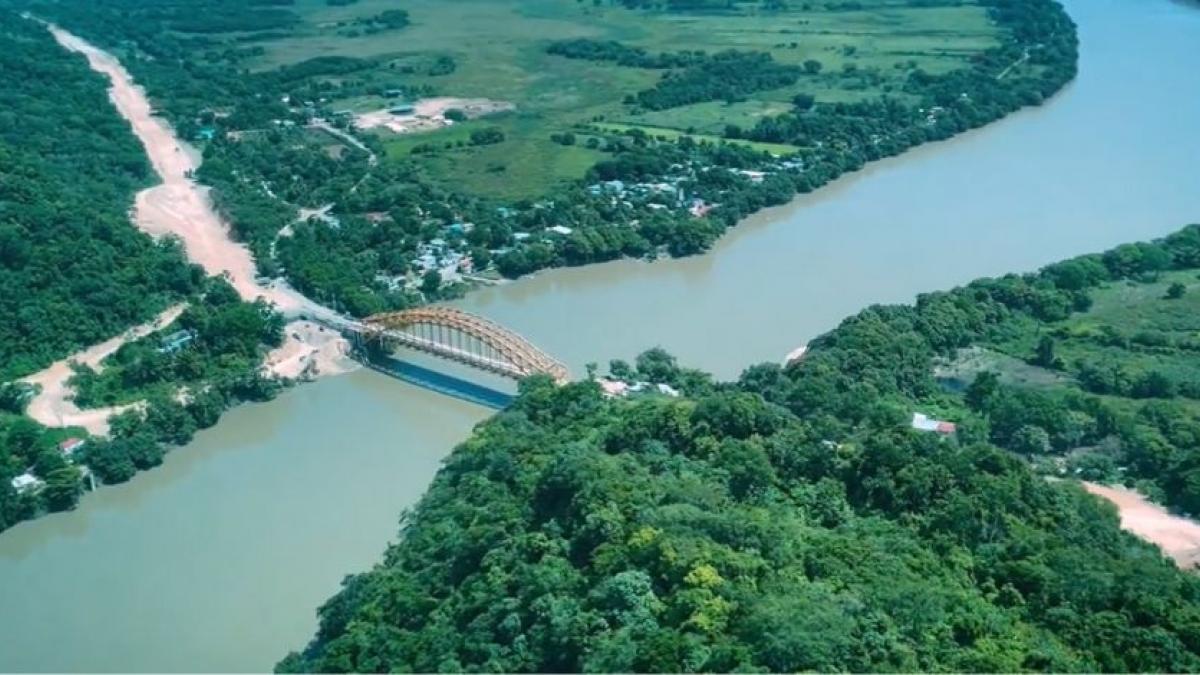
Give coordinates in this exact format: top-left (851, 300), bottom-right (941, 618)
top-left (592, 122), bottom-right (801, 155)
top-left (993, 271), bottom-right (1200, 384)
top-left (226, 0), bottom-right (1001, 199)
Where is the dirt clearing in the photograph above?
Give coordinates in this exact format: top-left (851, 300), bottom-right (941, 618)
top-left (1085, 482), bottom-right (1200, 569)
top-left (19, 305), bottom-right (185, 436)
top-left (354, 97), bottom-right (514, 135)
top-left (264, 321), bottom-right (357, 380)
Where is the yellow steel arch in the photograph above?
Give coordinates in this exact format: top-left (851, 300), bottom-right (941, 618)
top-left (363, 308), bottom-right (570, 384)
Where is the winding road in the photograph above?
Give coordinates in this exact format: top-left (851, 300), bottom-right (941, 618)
top-left (13, 21), bottom-right (356, 433)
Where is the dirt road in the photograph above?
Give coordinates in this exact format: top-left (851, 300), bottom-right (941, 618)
top-left (47, 24), bottom-right (334, 322)
top-left (13, 24), bottom-right (357, 435)
top-left (1085, 482), bottom-right (1200, 569)
top-left (19, 305), bottom-right (186, 436)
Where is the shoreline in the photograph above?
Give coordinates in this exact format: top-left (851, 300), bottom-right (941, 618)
top-left (14, 12), bottom-right (1078, 498)
top-left (19, 305), bottom-right (187, 436)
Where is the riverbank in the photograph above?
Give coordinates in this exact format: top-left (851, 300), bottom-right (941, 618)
top-left (19, 305), bottom-right (186, 436)
top-left (264, 321), bottom-right (356, 380)
top-left (2, 0), bottom-right (1199, 670)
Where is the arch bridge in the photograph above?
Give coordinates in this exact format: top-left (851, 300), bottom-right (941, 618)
top-left (359, 308), bottom-right (570, 384)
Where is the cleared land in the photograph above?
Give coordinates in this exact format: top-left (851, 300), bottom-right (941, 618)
top-left (19, 305), bottom-right (185, 436)
top-left (233, 0), bottom-right (1001, 200)
top-left (1084, 483), bottom-right (1200, 569)
top-left (48, 25), bottom-right (330, 320)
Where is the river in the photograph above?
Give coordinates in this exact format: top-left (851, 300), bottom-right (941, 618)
top-left (1, 0), bottom-right (1198, 671)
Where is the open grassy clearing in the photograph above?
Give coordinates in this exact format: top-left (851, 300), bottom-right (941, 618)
top-left (223, 0), bottom-right (1001, 198)
top-left (620, 100), bottom-right (795, 136)
top-left (989, 270), bottom-right (1200, 386)
top-left (592, 122), bottom-right (800, 155)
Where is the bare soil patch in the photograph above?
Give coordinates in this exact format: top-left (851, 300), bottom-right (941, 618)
top-left (1085, 482), bottom-right (1200, 569)
top-left (19, 305), bottom-right (185, 436)
top-left (354, 97), bottom-right (514, 135)
top-left (264, 321), bottom-right (356, 380)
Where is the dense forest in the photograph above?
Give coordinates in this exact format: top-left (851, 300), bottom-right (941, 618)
top-left (0, 11), bottom-right (203, 380)
top-left (282, 227), bottom-right (1200, 673)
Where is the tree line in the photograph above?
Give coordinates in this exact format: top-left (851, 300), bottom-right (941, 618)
top-left (17, 0), bottom-right (1079, 324)
top-left (0, 11), bottom-right (293, 533)
top-left (281, 228), bottom-right (1200, 673)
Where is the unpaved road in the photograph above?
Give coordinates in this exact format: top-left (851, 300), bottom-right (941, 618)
top-left (12, 24), bottom-right (357, 434)
top-left (264, 320), bottom-right (355, 380)
top-left (47, 24), bottom-right (335, 323)
top-left (19, 305), bottom-right (186, 436)
top-left (1085, 482), bottom-right (1200, 569)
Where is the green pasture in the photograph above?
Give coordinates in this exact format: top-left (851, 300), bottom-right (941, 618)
top-left (592, 122), bottom-right (799, 155)
top-left (225, 0), bottom-right (1001, 198)
top-left (990, 270), bottom-right (1200, 387)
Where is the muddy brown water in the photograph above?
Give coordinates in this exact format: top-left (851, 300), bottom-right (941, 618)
top-left (1, 0), bottom-right (1199, 670)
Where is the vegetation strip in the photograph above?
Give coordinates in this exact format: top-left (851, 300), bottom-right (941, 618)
top-left (25, 0), bottom-right (1077, 315)
top-left (284, 224), bottom-right (1200, 673)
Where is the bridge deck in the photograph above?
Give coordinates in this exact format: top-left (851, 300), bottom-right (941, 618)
top-left (379, 330), bottom-right (531, 381)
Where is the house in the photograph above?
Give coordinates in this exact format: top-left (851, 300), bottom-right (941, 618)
top-left (11, 473), bottom-right (42, 494)
top-left (911, 412), bottom-right (956, 435)
top-left (413, 252), bottom-right (438, 271)
top-left (547, 225), bottom-right (574, 236)
top-left (59, 437), bottom-right (86, 457)
top-left (158, 330), bottom-right (195, 355)
top-left (689, 199), bottom-right (715, 218)
top-left (598, 379), bottom-right (630, 398)
top-left (625, 381), bottom-right (679, 397)
top-left (382, 89), bottom-right (405, 98)
top-left (389, 104), bottom-right (416, 116)
top-left (738, 169), bottom-right (766, 183)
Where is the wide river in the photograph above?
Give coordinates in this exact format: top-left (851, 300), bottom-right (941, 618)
top-left (2, 0), bottom-right (1198, 671)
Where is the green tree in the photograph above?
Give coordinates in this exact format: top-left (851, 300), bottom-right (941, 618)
top-left (791, 92), bottom-right (815, 110)
top-left (1033, 335), bottom-right (1059, 368)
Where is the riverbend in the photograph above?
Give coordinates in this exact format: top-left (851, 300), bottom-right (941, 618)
top-left (1, 0), bottom-right (1198, 670)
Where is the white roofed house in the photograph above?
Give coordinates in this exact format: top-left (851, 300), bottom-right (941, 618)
top-left (911, 412), bottom-right (957, 435)
top-left (11, 472), bottom-right (43, 494)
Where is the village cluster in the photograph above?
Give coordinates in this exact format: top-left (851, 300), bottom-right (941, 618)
top-left (368, 153), bottom-right (811, 294)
